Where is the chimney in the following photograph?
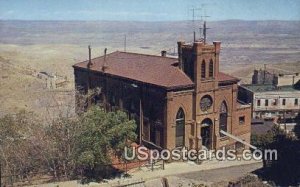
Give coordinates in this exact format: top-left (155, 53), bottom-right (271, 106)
top-left (87, 45), bottom-right (92, 68)
top-left (213, 41), bottom-right (221, 53)
top-left (102, 48), bottom-right (108, 72)
top-left (177, 41), bottom-right (185, 69)
top-left (161, 50), bottom-right (167, 57)
top-left (193, 31), bottom-right (196, 42)
top-left (104, 48), bottom-right (107, 60)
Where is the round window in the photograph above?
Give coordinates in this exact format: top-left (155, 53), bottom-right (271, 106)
top-left (200, 95), bottom-right (213, 111)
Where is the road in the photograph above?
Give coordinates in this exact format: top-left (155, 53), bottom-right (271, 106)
top-left (175, 162), bottom-right (263, 183)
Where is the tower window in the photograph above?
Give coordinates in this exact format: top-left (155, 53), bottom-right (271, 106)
top-left (209, 59), bottom-right (213, 78)
top-left (201, 60), bottom-right (206, 78)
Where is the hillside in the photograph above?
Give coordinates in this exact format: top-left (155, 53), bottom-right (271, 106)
top-left (0, 20), bottom-right (299, 115)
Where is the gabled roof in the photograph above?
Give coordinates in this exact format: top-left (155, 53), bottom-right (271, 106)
top-left (73, 51), bottom-right (194, 90)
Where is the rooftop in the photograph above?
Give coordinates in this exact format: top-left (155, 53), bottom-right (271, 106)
top-left (218, 72), bottom-right (240, 83)
top-left (73, 51), bottom-right (239, 90)
top-left (242, 84), bottom-right (300, 93)
top-left (251, 120), bottom-right (275, 135)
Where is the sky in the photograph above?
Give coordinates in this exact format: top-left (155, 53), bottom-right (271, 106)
top-left (0, 0), bottom-right (299, 21)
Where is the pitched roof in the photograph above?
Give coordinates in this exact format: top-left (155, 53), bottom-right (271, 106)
top-left (218, 72), bottom-right (240, 83)
top-left (73, 51), bottom-right (194, 90)
top-left (73, 51), bottom-right (239, 90)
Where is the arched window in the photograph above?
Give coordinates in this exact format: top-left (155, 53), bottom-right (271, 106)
top-left (209, 59), bottom-right (214, 78)
top-left (219, 101), bottom-right (228, 137)
top-left (201, 60), bottom-right (206, 78)
top-left (201, 118), bottom-right (213, 149)
top-left (175, 108), bottom-right (185, 147)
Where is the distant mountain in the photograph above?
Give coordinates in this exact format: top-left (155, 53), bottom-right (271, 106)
top-left (0, 20), bottom-right (299, 66)
top-left (0, 20), bottom-right (299, 44)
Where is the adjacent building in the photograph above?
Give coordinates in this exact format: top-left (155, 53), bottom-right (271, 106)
top-left (73, 40), bottom-right (252, 151)
top-left (239, 68), bottom-right (300, 121)
top-left (252, 68), bottom-right (300, 87)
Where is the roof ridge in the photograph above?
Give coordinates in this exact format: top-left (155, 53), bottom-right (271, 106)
top-left (74, 51), bottom-right (119, 65)
top-left (219, 71), bottom-right (239, 79)
top-left (117, 51), bottom-right (177, 60)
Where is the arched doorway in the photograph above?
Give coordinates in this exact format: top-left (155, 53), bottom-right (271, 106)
top-left (201, 118), bottom-right (213, 149)
top-left (219, 101), bottom-right (228, 137)
top-left (175, 108), bottom-right (185, 147)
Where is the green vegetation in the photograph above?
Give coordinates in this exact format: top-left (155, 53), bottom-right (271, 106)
top-left (251, 126), bottom-right (285, 149)
top-left (75, 107), bottom-right (137, 179)
top-left (251, 118), bottom-right (300, 186)
top-left (0, 106), bottom-right (137, 185)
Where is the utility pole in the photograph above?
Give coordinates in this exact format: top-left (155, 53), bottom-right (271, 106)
top-left (139, 86), bottom-right (143, 145)
top-left (0, 161), bottom-right (2, 187)
top-left (263, 64), bottom-right (267, 84)
top-left (124, 34), bottom-right (127, 52)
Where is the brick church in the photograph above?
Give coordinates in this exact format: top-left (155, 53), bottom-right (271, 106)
top-left (73, 33), bottom-right (252, 151)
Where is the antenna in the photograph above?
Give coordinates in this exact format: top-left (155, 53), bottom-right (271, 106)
top-left (199, 3), bottom-right (210, 44)
top-left (200, 21), bottom-right (211, 44)
top-left (189, 7), bottom-right (201, 42)
top-left (203, 21), bottom-right (211, 44)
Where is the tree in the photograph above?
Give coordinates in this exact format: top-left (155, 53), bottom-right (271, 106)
top-left (74, 106), bottom-right (137, 179)
top-left (251, 125), bottom-right (285, 149)
top-left (293, 113), bottom-right (300, 139)
top-left (40, 116), bottom-right (81, 179)
top-left (0, 110), bottom-right (43, 183)
top-left (0, 104), bottom-right (138, 184)
top-left (265, 135), bottom-right (300, 185)
top-left (253, 124), bottom-right (300, 185)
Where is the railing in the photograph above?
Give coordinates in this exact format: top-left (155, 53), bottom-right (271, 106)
top-left (144, 159), bottom-right (165, 171)
top-left (220, 130), bottom-right (257, 150)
